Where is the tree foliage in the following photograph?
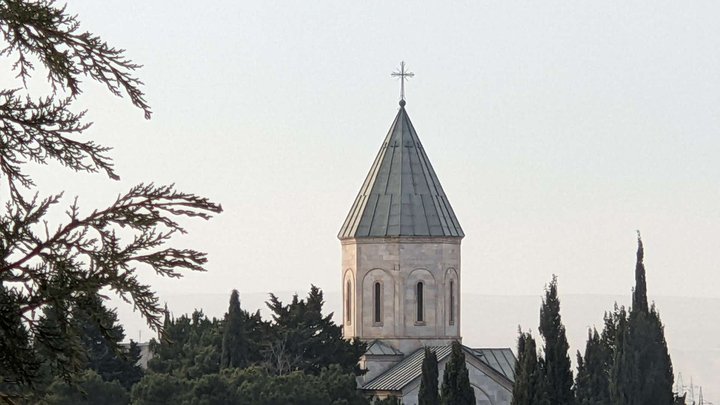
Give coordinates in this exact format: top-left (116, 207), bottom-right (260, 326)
top-left (0, 0), bottom-right (221, 394)
top-left (610, 234), bottom-right (675, 405)
top-left (0, 292), bottom-right (145, 402)
top-left (511, 330), bottom-right (548, 405)
top-left (56, 293), bottom-right (143, 390)
top-left (538, 275), bottom-right (574, 405)
top-left (440, 341), bottom-right (475, 405)
top-left (134, 287), bottom-right (368, 404)
top-left (129, 372), bottom-right (189, 405)
top-left (510, 235), bottom-right (685, 405)
top-left (265, 285), bottom-right (366, 376)
top-left (147, 310), bottom-right (222, 379)
top-left (41, 370), bottom-right (129, 405)
top-left (575, 328), bottom-right (611, 405)
top-left (220, 290), bottom-right (248, 370)
top-left (134, 365), bottom-right (368, 405)
top-left (419, 347), bottom-right (439, 405)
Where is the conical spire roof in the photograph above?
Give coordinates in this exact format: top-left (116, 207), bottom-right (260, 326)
top-left (339, 104), bottom-right (464, 239)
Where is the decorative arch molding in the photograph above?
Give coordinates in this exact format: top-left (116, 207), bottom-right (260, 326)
top-left (405, 268), bottom-right (437, 329)
top-left (361, 267), bottom-right (394, 285)
top-left (408, 267), bottom-right (437, 284)
top-left (443, 267), bottom-right (459, 327)
top-left (444, 267), bottom-right (459, 283)
top-left (343, 268), bottom-right (354, 283)
top-left (361, 268), bottom-right (395, 330)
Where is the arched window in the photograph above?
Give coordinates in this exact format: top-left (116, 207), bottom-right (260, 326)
top-left (449, 280), bottom-right (455, 325)
top-left (345, 281), bottom-right (352, 325)
top-left (374, 282), bottom-right (382, 324)
top-left (416, 282), bottom-right (424, 322)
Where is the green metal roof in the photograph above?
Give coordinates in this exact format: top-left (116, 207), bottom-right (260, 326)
top-left (361, 345), bottom-right (515, 392)
top-left (338, 104), bottom-right (464, 239)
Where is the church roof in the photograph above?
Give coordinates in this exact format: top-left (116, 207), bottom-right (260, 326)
top-left (338, 104), bottom-right (464, 239)
top-left (362, 345), bottom-right (453, 391)
top-left (361, 345), bottom-right (515, 392)
top-left (472, 348), bottom-right (517, 382)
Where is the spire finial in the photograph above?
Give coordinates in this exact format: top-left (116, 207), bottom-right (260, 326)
top-left (391, 61), bottom-right (414, 106)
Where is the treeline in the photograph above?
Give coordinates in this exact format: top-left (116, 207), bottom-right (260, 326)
top-left (512, 235), bottom-right (686, 405)
top-left (0, 293), bottom-right (144, 404)
top-left (132, 286), bottom-right (368, 404)
top-left (1, 286), bottom-right (369, 404)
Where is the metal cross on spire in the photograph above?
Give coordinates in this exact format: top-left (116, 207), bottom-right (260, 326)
top-left (391, 61), bottom-right (414, 104)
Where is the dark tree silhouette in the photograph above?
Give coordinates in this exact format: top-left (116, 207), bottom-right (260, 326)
top-left (538, 275), bottom-right (574, 405)
top-left (610, 234), bottom-right (675, 405)
top-left (221, 290), bottom-right (249, 369)
top-left (511, 330), bottom-right (549, 405)
top-left (440, 341), bottom-right (475, 405)
top-left (419, 347), bottom-right (439, 405)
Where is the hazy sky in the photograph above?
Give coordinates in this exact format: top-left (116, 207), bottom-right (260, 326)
top-left (13, 0), bottom-right (720, 398)
top-left (24, 0), bottom-right (719, 328)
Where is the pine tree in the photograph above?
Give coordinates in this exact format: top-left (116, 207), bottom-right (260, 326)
top-left (538, 275), bottom-right (574, 405)
top-left (419, 348), bottom-right (440, 405)
top-left (220, 290), bottom-right (248, 369)
top-left (440, 341), bottom-right (475, 405)
top-left (610, 234), bottom-right (675, 405)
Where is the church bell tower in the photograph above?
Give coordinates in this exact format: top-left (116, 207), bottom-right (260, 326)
top-left (338, 79), bottom-right (464, 355)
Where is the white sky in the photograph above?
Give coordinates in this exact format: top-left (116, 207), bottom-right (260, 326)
top-left (14, 1), bottom-right (720, 392)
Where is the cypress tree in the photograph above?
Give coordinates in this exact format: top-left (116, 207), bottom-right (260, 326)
top-left (632, 234), bottom-right (648, 313)
top-left (220, 290), bottom-right (248, 369)
top-left (440, 341), bottom-right (475, 405)
top-left (575, 329), bottom-right (611, 405)
top-left (511, 332), bottom-right (530, 405)
top-left (419, 348), bottom-right (440, 405)
top-left (610, 234), bottom-right (675, 405)
top-left (538, 275), bottom-right (574, 405)
top-left (511, 331), bottom-right (548, 405)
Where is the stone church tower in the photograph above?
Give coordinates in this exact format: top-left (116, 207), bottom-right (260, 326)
top-left (337, 91), bottom-right (515, 405)
top-left (338, 98), bottom-right (464, 356)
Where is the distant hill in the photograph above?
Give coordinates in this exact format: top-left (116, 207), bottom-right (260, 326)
top-left (115, 292), bottom-right (719, 402)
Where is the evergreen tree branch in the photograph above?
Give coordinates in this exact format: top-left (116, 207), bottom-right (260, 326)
top-left (0, 0), bottom-right (151, 117)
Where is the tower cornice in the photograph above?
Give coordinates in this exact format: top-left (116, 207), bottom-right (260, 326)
top-left (340, 236), bottom-right (463, 246)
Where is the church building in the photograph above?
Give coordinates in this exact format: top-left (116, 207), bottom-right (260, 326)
top-left (338, 66), bottom-right (515, 404)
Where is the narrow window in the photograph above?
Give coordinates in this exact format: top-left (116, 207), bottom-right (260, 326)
top-left (449, 280), bottom-right (455, 325)
top-left (416, 282), bottom-right (424, 322)
top-left (374, 282), bottom-right (381, 323)
top-left (345, 281), bottom-right (352, 325)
